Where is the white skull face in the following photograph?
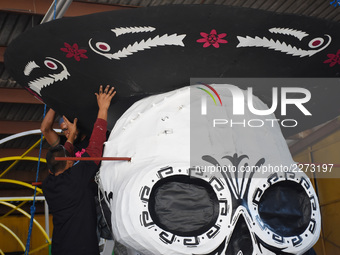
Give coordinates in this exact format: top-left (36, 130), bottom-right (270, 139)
top-left (99, 85), bottom-right (320, 255)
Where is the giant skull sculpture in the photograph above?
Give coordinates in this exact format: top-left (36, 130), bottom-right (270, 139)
top-left (99, 85), bottom-right (320, 255)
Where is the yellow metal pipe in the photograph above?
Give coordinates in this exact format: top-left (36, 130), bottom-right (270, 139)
top-left (0, 130), bottom-right (48, 253)
top-left (0, 179), bottom-right (43, 193)
top-left (29, 242), bottom-right (50, 254)
top-left (0, 156), bottom-right (46, 163)
top-left (0, 201), bottom-right (51, 243)
top-left (0, 197), bottom-right (45, 202)
top-left (0, 200), bottom-right (35, 220)
top-left (23, 138), bottom-right (44, 155)
top-left (0, 248), bottom-right (4, 255)
top-left (0, 222), bottom-right (25, 251)
top-left (0, 138), bottom-right (44, 178)
top-left (0, 179), bottom-right (42, 219)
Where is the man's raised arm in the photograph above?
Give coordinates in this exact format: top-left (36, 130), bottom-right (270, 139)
top-left (86, 85), bottom-right (116, 165)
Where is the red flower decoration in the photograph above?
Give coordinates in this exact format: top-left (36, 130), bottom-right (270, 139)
top-left (60, 43), bottom-right (88, 61)
top-left (324, 49), bottom-right (340, 67)
top-left (197, 29), bottom-right (228, 48)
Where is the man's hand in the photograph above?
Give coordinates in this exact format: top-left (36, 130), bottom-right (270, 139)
top-left (95, 85), bottom-right (116, 110)
top-left (95, 85), bottom-right (116, 121)
top-left (62, 116), bottom-right (78, 144)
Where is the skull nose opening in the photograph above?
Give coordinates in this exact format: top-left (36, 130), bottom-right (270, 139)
top-left (148, 175), bottom-right (219, 237)
top-left (258, 180), bottom-right (311, 237)
top-left (226, 214), bottom-right (253, 255)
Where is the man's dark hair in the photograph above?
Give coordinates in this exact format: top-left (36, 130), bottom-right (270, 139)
top-left (46, 145), bottom-right (70, 174)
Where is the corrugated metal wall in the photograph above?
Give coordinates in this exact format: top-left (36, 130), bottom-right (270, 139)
top-left (75, 0), bottom-right (340, 22)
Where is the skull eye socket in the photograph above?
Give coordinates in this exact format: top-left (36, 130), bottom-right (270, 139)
top-left (149, 175), bottom-right (219, 237)
top-left (308, 37), bottom-right (324, 48)
top-left (258, 181), bottom-right (311, 237)
top-left (44, 60), bottom-right (57, 70)
top-left (95, 42), bottom-right (111, 52)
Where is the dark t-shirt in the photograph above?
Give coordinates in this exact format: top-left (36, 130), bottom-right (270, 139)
top-left (43, 153), bottom-right (99, 255)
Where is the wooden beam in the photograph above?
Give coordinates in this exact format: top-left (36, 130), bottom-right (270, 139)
top-left (0, 46), bottom-right (5, 62)
top-left (0, 120), bottom-right (58, 134)
top-left (289, 117), bottom-right (340, 155)
top-left (0, 0), bottom-right (135, 17)
top-left (0, 169), bottom-right (48, 186)
top-left (66, 1), bottom-right (136, 16)
top-left (0, 189), bottom-right (46, 197)
top-left (0, 148), bottom-right (48, 158)
top-left (0, 88), bottom-right (43, 104)
top-left (0, 2), bottom-right (136, 63)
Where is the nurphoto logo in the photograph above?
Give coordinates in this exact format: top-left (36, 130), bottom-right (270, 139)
top-left (197, 84), bottom-right (312, 129)
top-left (197, 83), bottom-right (222, 115)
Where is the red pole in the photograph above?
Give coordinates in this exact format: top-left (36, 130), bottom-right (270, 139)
top-left (55, 157), bottom-right (131, 161)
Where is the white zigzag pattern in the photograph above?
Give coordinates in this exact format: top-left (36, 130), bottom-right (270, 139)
top-left (269, 27), bottom-right (309, 41)
top-left (28, 67), bottom-right (70, 95)
top-left (237, 36), bottom-right (323, 57)
top-left (111, 26), bottom-right (156, 37)
top-left (110, 33), bottom-right (186, 60)
top-left (28, 76), bottom-right (55, 95)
